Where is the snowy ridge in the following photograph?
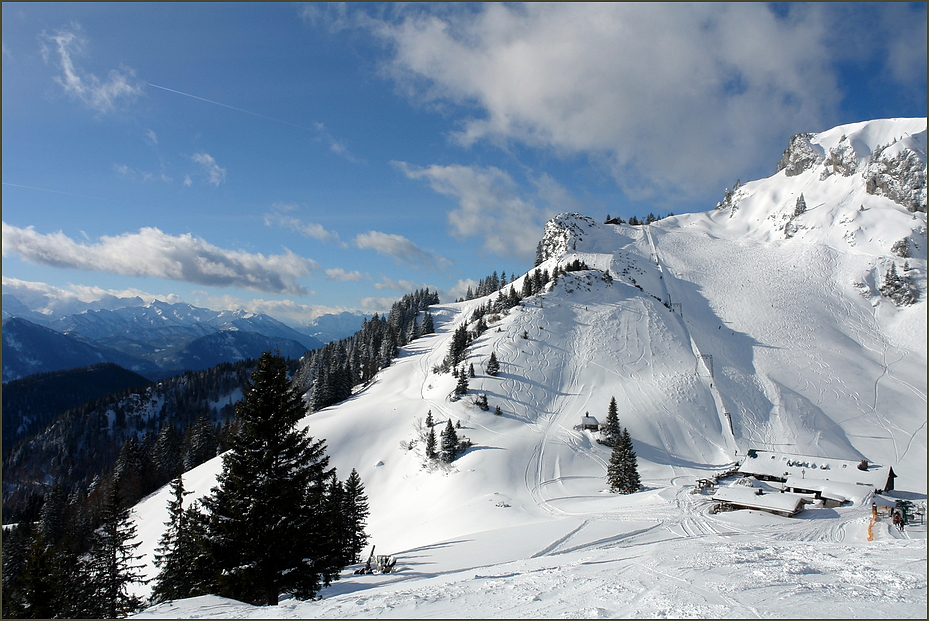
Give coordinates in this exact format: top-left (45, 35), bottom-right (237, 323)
top-left (131, 119), bottom-right (926, 618)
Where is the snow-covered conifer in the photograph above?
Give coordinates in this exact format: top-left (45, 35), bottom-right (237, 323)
top-left (602, 397), bottom-right (621, 447)
top-left (440, 419), bottom-right (459, 463)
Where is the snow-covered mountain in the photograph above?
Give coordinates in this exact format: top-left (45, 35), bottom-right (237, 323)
top-left (1, 317), bottom-right (162, 381)
top-left (132, 118), bottom-right (926, 618)
top-left (1, 300), bottom-right (324, 381)
top-left (45, 300), bottom-right (321, 350)
top-left (298, 311), bottom-right (370, 343)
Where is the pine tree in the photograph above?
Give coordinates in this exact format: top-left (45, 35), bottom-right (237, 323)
top-left (1, 522), bottom-right (32, 618)
top-left (440, 419), bottom-right (459, 463)
top-left (425, 411), bottom-right (437, 460)
top-left (793, 193), bottom-right (807, 216)
top-left (455, 370), bottom-right (470, 396)
top-left (486, 352), bottom-right (500, 376)
top-left (475, 394), bottom-right (489, 411)
top-left (17, 530), bottom-right (60, 619)
top-left (607, 428), bottom-right (641, 494)
top-left (152, 422), bottom-right (182, 483)
top-left (324, 473), bottom-right (348, 569)
top-left (183, 415), bottom-right (218, 470)
top-left (151, 475), bottom-right (198, 604)
top-left (342, 469), bottom-right (370, 564)
top-left (199, 351), bottom-right (340, 606)
top-left (85, 482), bottom-right (146, 618)
top-left (421, 311), bottom-right (435, 335)
top-left (602, 397), bottom-right (621, 447)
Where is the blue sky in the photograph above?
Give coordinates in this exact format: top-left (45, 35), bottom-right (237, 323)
top-left (3, 3), bottom-right (926, 326)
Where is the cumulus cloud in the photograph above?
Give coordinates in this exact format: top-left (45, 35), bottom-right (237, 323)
top-left (40, 23), bottom-right (143, 113)
top-left (2, 276), bottom-right (183, 313)
top-left (190, 294), bottom-right (374, 325)
top-left (395, 162), bottom-right (560, 260)
top-left (359, 296), bottom-right (398, 312)
top-left (353, 230), bottom-right (450, 270)
top-left (367, 4), bottom-right (845, 200)
top-left (2, 222), bottom-right (316, 295)
top-left (444, 278), bottom-right (478, 303)
top-left (191, 152), bottom-right (226, 186)
top-left (264, 209), bottom-right (344, 245)
top-left (375, 276), bottom-right (423, 291)
top-left (325, 267), bottom-right (366, 282)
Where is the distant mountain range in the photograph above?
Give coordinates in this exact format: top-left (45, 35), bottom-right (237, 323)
top-left (1, 301), bottom-right (327, 382)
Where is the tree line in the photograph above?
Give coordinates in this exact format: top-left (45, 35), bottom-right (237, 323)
top-left (295, 289), bottom-right (439, 412)
top-left (2, 352), bottom-right (370, 617)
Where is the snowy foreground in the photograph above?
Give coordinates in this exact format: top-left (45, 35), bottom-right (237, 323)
top-left (135, 489), bottom-right (926, 619)
top-left (133, 119), bottom-right (926, 618)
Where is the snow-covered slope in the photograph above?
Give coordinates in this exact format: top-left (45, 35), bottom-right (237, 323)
top-left (132, 118), bottom-right (926, 618)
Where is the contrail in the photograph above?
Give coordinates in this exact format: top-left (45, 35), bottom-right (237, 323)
top-left (147, 83), bottom-right (315, 132)
top-left (2, 182), bottom-right (120, 202)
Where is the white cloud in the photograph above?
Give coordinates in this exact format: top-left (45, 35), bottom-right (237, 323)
top-left (395, 162), bottom-right (558, 260)
top-left (353, 230), bottom-right (450, 270)
top-left (313, 121), bottom-right (365, 164)
top-left (145, 129), bottom-right (158, 145)
top-left (443, 278), bottom-right (478, 303)
top-left (191, 294), bottom-right (374, 325)
top-left (264, 210), bottom-right (343, 245)
top-left (2, 222), bottom-right (316, 295)
top-left (40, 23), bottom-right (143, 114)
top-left (2, 276), bottom-right (183, 311)
top-left (375, 277), bottom-right (421, 291)
top-left (191, 152), bottom-right (226, 186)
top-left (325, 267), bottom-right (366, 282)
top-left (359, 296), bottom-right (398, 313)
top-left (368, 4), bottom-right (843, 200)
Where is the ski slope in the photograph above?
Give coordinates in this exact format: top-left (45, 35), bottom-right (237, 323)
top-left (132, 118), bottom-right (926, 617)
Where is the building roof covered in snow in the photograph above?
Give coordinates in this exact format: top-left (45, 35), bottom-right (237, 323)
top-left (711, 485), bottom-right (806, 516)
top-left (738, 449), bottom-right (896, 492)
top-left (783, 476), bottom-right (873, 504)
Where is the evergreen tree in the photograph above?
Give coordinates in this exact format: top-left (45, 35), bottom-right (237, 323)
top-left (793, 193), bottom-right (807, 216)
top-left (486, 352), bottom-right (500, 376)
top-left (607, 428), bottom-right (641, 494)
top-left (151, 475), bottom-right (197, 604)
top-left (342, 469), bottom-right (370, 564)
top-left (1, 522), bottom-right (32, 618)
top-left (455, 370), bottom-right (470, 396)
top-left (475, 394), bottom-right (489, 411)
top-left (17, 530), bottom-right (60, 619)
top-left (199, 352), bottom-right (339, 606)
top-left (152, 422), bottom-right (182, 483)
top-left (421, 311), bottom-right (435, 335)
top-left (602, 397), bottom-right (621, 447)
top-left (324, 473), bottom-right (348, 569)
top-left (113, 435), bottom-right (148, 505)
top-left (183, 415), bottom-right (218, 471)
top-left (494, 405), bottom-right (503, 416)
top-left (448, 325), bottom-right (470, 367)
top-left (440, 419), bottom-right (459, 463)
top-left (880, 262), bottom-right (919, 306)
top-left (85, 482), bottom-right (146, 618)
top-left (425, 411), bottom-right (437, 460)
